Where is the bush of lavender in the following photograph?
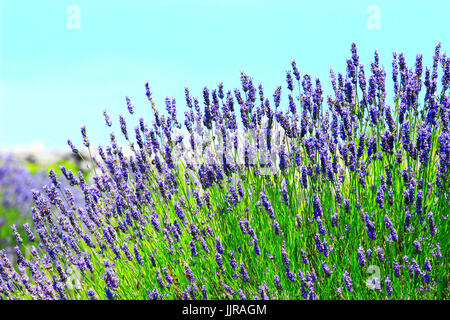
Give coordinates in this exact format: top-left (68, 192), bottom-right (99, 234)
top-left (0, 43), bottom-right (448, 300)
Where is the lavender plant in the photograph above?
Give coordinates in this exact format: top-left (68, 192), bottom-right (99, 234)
top-left (0, 155), bottom-right (48, 214)
top-left (0, 43), bottom-right (448, 300)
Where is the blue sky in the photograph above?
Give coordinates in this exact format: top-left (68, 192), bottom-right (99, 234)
top-left (0, 0), bottom-right (448, 151)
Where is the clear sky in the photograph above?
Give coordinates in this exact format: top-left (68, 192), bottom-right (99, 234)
top-left (0, 0), bottom-right (449, 151)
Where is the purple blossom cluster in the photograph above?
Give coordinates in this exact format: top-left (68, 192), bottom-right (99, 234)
top-left (0, 43), bottom-right (449, 300)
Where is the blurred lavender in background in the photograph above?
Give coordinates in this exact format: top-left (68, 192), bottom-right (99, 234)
top-left (0, 154), bottom-right (48, 213)
top-left (0, 154), bottom-right (84, 249)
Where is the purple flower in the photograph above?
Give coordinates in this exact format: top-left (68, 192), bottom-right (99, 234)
top-left (376, 184), bottom-right (385, 208)
top-left (279, 242), bottom-right (290, 267)
top-left (67, 139), bottom-right (79, 154)
top-left (321, 261), bottom-right (333, 278)
top-left (301, 249), bottom-right (309, 265)
top-left (316, 217), bottom-right (326, 235)
top-left (184, 262), bottom-right (195, 283)
top-left (189, 240), bottom-right (198, 257)
top-left (229, 250), bottom-right (238, 269)
top-left (385, 276), bottom-right (393, 296)
top-left (80, 126), bottom-right (90, 147)
top-left (134, 244), bottom-right (143, 265)
top-left (301, 166), bottom-right (308, 188)
top-left (88, 288), bottom-right (98, 300)
top-left (125, 96), bottom-right (135, 114)
top-left (312, 192), bottom-right (323, 218)
top-left (413, 239), bottom-right (422, 254)
top-left (424, 258), bottom-right (432, 272)
top-left (23, 223), bottom-right (35, 242)
top-left (103, 109), bottom-right (112, 127)
top-left (428, 211), bottom-right (437, 236)
top-left (273, 86), bottom-right (282, 108)
top-left (238, 288), bottom-right (247, 300)
top-left (384, 215), bottom-right (393, 228)
top-left (215, 252), bottom-right (223, 269)
top-left (357, 245), bottom-right (366, 267)
top-left (174, 203), bottom-right (186, 224)
top-left (258, 282), bottom-right (270, 300)
top-left (402, 120), bottom-right (410, 151)
top-left (416, 190), bottom-right (423, 215)
top-left (286, 71), bottom-right (294, 91)
top-left (272, 220), bottom-right (283, 235)
top-left (344, 198), bottom-right (350, 214)
top-left (367, 248), bottom-right (373, 261)
top-left (119, 115), bottom-right (128, 140)
top-left (105, 288), bottom-right (115, 300)
top-left (215, 237), bottom-right (224, 254)
top-left (201, 285), bottom-right (208, 299)
top-left (253, 240), bottom-right (262, 255)
top-left (152, 288), bottom-right (165, 300)
top-left (10, 224), bottom-right (23, 244)
top-left (393, 259), bottom-right (401, 277)
top-left (376, 246), bottom-right (385, 262)
top-left (343, 270), bottom-right (353, 292)
top-left (14, 246), bottom-right (25, 266)
top-left (286, 268), bottom-right (296, 282)
top-left (260, 191), bottom-right (275, 218)
top-left (291, 60), bottom-right (300, 81)
top-left (331, 212), bottom-right (339, 227)
top-left (280, 183), bottom-right (289, 206)
top-left (366, 218), bottom-right (377, 240)
top-left (239, 263), bottom-right (250, 282)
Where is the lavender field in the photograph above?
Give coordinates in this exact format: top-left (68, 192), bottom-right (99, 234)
top-left (0, 43), bottom-right (449, 300)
